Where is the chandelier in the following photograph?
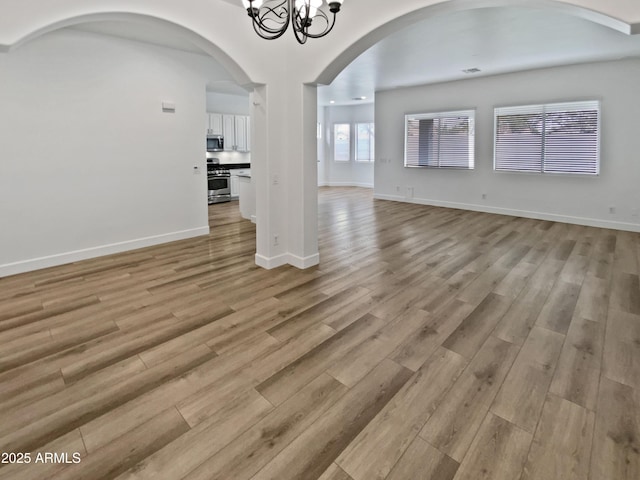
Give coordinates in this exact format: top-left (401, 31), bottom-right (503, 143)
top-left (241, 0), bottom-right (345, 44)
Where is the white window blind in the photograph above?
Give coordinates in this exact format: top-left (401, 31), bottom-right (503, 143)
top-left (405, 110), bottom-right (475, 169)
top-left (494, 100), bottom-right (600, 175)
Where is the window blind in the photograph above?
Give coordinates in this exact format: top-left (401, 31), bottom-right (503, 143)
top-left (405, 110), bottom-right (475, 169)
top-left (494, 101), bottom-right (600, 175)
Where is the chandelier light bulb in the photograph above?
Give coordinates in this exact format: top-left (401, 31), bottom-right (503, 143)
top-left (295, 0), bottom-right (322, 18)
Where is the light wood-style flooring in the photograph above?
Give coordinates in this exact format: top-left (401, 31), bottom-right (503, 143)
top-left (0, 187), bottom-right (639, 480)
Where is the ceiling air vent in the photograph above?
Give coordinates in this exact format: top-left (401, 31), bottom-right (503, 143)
top-left (462, 68), bottom-right (481, 74)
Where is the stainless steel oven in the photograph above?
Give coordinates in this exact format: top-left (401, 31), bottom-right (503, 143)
top-left (207, 163), bottom-right (231, 204)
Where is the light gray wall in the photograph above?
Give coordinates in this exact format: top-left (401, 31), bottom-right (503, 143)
top-left (320, 103), bottom-right (375, 188)
top-left (0, 29), bottom-right (230, 276)
top-left (375, 59), bottom-right (640, 231)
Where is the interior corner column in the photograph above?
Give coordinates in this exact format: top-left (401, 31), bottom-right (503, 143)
top-left (251, 81), bottom-right (319, 270)
top-left (286, 83), bottom-right (319, 268)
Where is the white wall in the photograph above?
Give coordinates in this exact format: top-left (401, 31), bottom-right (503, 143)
top-left (375, 59), bottom-right (640, 231)
top-left (320, 103), bottom-right (375, 188)
top-left (206, 91), bottom-right (249, 115)
top-left (0, 29), bottom-right (230, 276)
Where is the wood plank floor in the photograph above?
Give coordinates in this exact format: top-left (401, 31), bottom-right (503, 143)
top-left (0, 186), bottom-right (639, 480)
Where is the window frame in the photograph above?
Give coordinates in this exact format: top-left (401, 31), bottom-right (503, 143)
top-left (493, 100), bottom-right (601, 176)
top-left (404, 109), bottom-right (476, 170)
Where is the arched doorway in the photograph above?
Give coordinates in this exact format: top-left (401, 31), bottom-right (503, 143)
top-left (312, 0), bottom-right (640, 266)
top-left (0, 11), bottom-right (260, 276)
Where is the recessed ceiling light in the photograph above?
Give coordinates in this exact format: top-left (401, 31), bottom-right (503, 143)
top-left (352, 96), bottom-right (367, 101)
top-left (329, 100), bottom-right (335, 104)
top-left (462, 68), bottom-right (481, 74)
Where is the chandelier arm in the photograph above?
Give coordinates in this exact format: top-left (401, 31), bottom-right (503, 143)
top-left (301, 11), bottom-right (337, 39)
top-left (291, 0), bottom-right (312, 30)
top-left (247, 0), bottom-right (290, 36)
top-left (251, 18), bottom-right (289, 40)
top-left (291, 17), bottom-right (309, 44)
top-left (259, 1), bottom-right (289, 23)
top-left (254, 17), bottom-right (289, 36)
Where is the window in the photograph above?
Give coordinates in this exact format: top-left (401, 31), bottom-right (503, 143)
top-left (355, 123), bottom-right (375, 162)
top-left (405, 110), bottom-right (475, 169)
top-left (334, 123), bottom-right (350, 162)
top-left (494, 100), bottom-right (600, 175)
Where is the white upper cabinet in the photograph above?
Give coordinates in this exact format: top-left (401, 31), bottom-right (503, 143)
top-left (208, 113), bottom-right (250, 152)
top-left (208, 113), bottom-right (223, 136)
top-left (235, 116), bottom-right (248, 152)
top-left (222, 114), bottom-right (236, 151)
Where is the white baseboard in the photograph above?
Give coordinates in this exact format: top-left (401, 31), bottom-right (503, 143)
top-left (255, 253), bottom-right (289, 270)
top-left (320, 182), bottom-right (373, 188)
top-left (0, 226), bottom-right (210, 278)
top-left (255, 252), bottom-right (320, 270)
top-left (373, 193), bottom-right (640, 232)
top-left (287, 253), bottom-right (320, 269)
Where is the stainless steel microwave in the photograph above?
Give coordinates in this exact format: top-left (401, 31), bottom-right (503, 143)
top-left (206, 135), bottom-right (224, 152)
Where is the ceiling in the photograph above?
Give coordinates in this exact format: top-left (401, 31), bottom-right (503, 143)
top-left (71, 5), bottom-right (640, 105)
top-left (318, 6), bottom-right (640, 106)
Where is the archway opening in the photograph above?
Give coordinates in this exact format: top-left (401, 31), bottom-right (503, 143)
top-left (0, 13), bottom-right (258, 276)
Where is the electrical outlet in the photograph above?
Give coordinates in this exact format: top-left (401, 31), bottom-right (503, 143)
top-left (273, 174), bottom-right (279, 186)
top-left (609, 206), bottom-right (616, 214)
top-left (273, 234), bottom-right (279, 246)
top-left (406, 186), bottom-right (414, 199)
top-left (482, 193), bottom-right (487, 200)
top-left (396, 185), bottom-right (400, 193)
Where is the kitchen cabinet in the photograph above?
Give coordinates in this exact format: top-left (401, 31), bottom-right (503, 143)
top-left (206, 113), bottom-right (223, 136)
top-left (235, 116), bottom-right (248, 152)
top-left (230, 168), bottom-right (250, 198)
top-left (230, 175), bottom-right (239, 197)
top-left (222, 115), bottom-right (236, 151)
top-left (208, 112), bottom-right (250, 152)
top-left (238, 175), bottom-right (255, 222)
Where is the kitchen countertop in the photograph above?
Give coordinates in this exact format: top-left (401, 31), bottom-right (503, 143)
top-left (223, 163), bottom-right (251, 169)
